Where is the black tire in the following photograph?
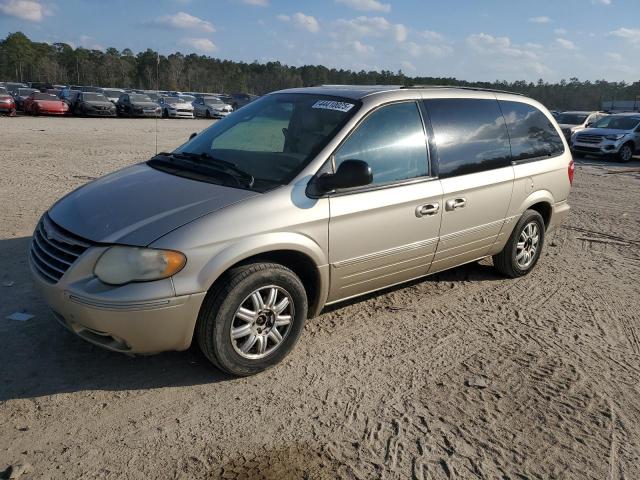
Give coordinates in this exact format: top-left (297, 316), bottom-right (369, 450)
top-left (493, 209), bottom-right (545, 278)
top-left (196, 262), bottom-right (308, 376)
top-left (618, 143), bottom-right (634, 163)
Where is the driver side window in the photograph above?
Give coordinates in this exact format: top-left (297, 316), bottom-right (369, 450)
top-left (334, 102), bottom-right (429, 186)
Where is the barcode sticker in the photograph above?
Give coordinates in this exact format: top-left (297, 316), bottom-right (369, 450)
top-left (312, 100), bottom-right (355, 112)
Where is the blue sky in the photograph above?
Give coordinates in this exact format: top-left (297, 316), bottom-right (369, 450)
top-left (1, 0), bottom-right (639, 82)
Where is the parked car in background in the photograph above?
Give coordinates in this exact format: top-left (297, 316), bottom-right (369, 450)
top-left (159, 96), bottom-right (194, 119)
top-left (116, 93), bottom-right (161, 117)
top-left (29, 81), bottom-right (53, 92)
top-left (230, 93), bottom-right (257, 110)
top-left (4, 82), bottom-right (28, 96)
top-left (59, 88), bottom-right (81, 108)
top-left (98, 88), bottom-right (125, 104)
top-left (145, 91), bottom-right (161, 102)
top-left (0, 86), bottom-right (17, 116)
top-left (571, 113), bottom-right (640, 162)
top-left (556, 111), bottom-right (607, 141)
top-left (29, 85), bottom-right (573, 376)
top-left (23, 92), bottom-right (69, 115)
top-left (72, 92), bottom-right (117, 117)
top-left (13, 88), bottom-right (38, 111)
top-left (193, 95), bottom-right (233, 118)
top-left (79, 86), bottom-right (101, 93)
top-left (172, 93), bottom-right (195, 104)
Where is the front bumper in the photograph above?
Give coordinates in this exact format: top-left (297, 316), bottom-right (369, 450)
top-left (29, 245), bottom-right (206, 354)
top-left (86, 109), bottom-right (117, 117)
top-left (132, 110), bottom-right (161, 117)
top-left (167, 109), bottom-right (194, 118)
top-left (571, 141), bottom-right (621, 156)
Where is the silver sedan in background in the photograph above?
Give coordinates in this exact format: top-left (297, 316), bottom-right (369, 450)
top-left (193, 96), bottom-right (233, 119)
top-left (159, 96), bottom-right (194, 119)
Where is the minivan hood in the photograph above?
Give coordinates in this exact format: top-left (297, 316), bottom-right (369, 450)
top-left (577, 127), bottom-right (631, 136)
top-left (48, 163), bottom-right (258, 245)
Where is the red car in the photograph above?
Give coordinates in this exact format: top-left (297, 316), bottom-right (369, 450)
top-left (23, 92), bottom-right (69, 116)
top-left (0, 87), bottom-right (16, 116)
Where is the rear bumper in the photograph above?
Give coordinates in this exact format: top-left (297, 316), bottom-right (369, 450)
top-left (549, 200), bottom-right (570, 233)
top-left (29, 249), bottom-right (206, 354)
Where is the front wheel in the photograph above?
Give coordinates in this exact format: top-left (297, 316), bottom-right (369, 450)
top-left (618, 143), bottom-right (634, 163)
top-left (196, 262), bottom-right (308, 376)
top-left (493, 210), bottom-right (545, 278)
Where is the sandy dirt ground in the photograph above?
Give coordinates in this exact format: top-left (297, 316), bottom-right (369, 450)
top-left (1, 116), bottom-right (640, 480)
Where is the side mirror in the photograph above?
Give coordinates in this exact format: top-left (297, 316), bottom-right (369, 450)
top-left (189, 132), bottom-right (197, 141)
top-left (585, 122), bottom-right (593, 128)
top-left (316, 159), bottom-right (373, 192)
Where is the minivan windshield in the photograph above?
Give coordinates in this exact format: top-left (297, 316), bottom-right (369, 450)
top-left (592, 115), bottom-right (640, 130)
top-left (150, 93), bottom-right (360, 192)
top-left (556, 113), bottom-right (588, 125)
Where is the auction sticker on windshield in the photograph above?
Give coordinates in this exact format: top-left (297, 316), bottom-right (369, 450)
top-left (312, 100), bottom-right (354, 112)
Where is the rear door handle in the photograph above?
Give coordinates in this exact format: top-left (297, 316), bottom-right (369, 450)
top-left (445, 198), bottom-right (467, 211)
top-left (415, 203), bottom-right (440, 217)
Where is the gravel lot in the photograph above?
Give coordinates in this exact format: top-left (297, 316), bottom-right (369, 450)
top-left (1, 116), bottom-right (640, 479)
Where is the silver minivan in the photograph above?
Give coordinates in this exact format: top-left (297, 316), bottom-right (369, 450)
top-left (29, 86), bottom-right (573, 375)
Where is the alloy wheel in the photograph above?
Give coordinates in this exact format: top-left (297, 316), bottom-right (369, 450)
top-left (515, 221), bottom-right (540, 269)
top-left (230, 286), bottom-right (294, 359)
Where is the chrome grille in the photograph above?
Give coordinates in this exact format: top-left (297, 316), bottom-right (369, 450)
top-left (30, 214), bottom-right (92, 283)
top-left (576, 133), bottom-right (604, 144)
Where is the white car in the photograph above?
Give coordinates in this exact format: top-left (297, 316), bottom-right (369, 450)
top-left (159, 96), bottom-right (194, 119)
top-left (556, 111), bottom-right (607, 141)
top-left (193, 96), bottom-right (233, 119)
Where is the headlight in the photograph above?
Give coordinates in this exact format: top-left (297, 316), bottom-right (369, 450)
top-left (605, 134), bottom-right (625, 141)
top-left (94, 246), bottom-right (186, 285)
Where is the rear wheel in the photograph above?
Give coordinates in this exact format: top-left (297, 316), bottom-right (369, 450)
top-left (618, 143), bottom-right (634, 163)
top-left (493, 210), bottom-right (545, 278)
top-left (196, 262), bottom-right (307, 376)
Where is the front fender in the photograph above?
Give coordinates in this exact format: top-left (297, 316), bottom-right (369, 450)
top-left (196, 232), bottom-right (327, 289)
top-left (164, 231), bottom-right (328, 300)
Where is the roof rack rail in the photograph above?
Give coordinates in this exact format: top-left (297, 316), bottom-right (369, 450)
top-left (400, 85), bottom-right (524, 96)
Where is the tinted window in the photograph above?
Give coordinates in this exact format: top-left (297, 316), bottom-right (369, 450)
top-left (334, 102), bottom-right (428, 186)
top-left (499, 101), bottom-right (564, 161)
top-left (425, 98), bottom-right (511, 178)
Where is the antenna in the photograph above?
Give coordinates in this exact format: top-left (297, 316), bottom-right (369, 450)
top-left (155, 50), bottom-right (159, 155)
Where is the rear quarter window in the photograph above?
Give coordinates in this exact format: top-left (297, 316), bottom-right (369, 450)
top-left (499, 101), bottom-right (564, 161)
top-left (424, 98), bottom-right (511, 178)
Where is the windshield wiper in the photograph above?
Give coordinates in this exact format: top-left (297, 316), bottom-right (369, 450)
top-left (153, 152), bottom-right (255, 188)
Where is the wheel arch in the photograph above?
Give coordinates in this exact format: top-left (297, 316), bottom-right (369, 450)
top-left (195, 235), bottom-right (329, 319)
top-left (518, 190), bottom-right (554, 228)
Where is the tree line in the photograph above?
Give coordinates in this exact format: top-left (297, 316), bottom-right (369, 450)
top-left (1, 31), bottom-right (638, 110)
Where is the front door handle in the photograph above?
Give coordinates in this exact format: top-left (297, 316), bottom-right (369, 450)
top-left (415, 203), bottom-right (440, 217)
top-left (445, 198), bottom-right (467, 211)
